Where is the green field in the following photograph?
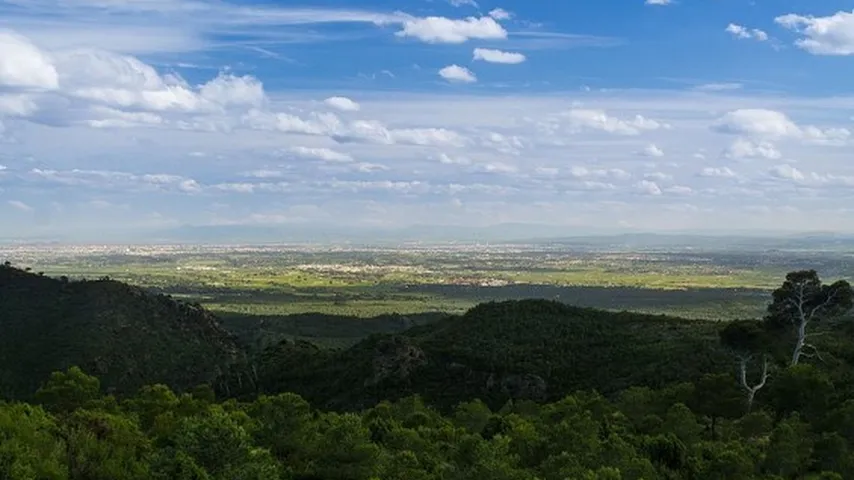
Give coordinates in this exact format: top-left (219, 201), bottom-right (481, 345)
top-left (7, 243), bottom-right (849, 323)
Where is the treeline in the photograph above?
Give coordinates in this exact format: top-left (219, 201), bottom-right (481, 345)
top-left (3, 268), bottom-right (854, 478)
top-left (4, 363), bottom-right (854, 479)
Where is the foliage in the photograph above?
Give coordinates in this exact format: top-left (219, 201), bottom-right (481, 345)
top-left (0, 265), bottom-right (243, 400)
top-left (220, 299), bottom-right (731, 411)
top-left (2, 362), bottom-right (854, 479)
top-left (2, 266), bottom-right (854, 478)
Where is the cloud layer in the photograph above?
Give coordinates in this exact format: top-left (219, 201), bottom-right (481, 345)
top-left (2, 1), bottom-right (854, 238)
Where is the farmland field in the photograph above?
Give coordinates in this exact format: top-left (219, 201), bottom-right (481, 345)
top-left (6, 242), bottom-right (853, 319)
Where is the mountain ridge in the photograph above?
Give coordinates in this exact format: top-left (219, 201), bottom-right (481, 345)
top-left (0, 263), bottom-right (244, 399)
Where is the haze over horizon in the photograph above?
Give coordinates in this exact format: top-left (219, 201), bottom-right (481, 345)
top-left (3, 0), bottom-right (854, 239)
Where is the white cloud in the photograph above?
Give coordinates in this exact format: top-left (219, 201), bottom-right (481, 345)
top-left (645, 0), bottom-right (672, 5)
top-left (641, 143), bottom-right (664, 157)
top-left (396, 16), bottom-right (507, 43)
top-left (724, 139), bottom-right (781, 159)
top-left (665, 185), bottom-right (693, 195)
top-left (7, 200), bottom-right (33, 212)
top-left (1, 3), bottom-right (408, 55)
top-left (5, 22), bottom-right (854, 236)
top-left (439, 64), bottom-right (477, 83)
top-left (290, 146), bottom-right (354, 162)
top-left (564, 109), bottom-right (665, 135)
top-left (448, 0), bottom-right (478, 6)
top-left (569, 166), bottom-right (631, 180)
top-left (324, 96), bottom-right (360, 112)
top-left (198, 74), bottom-right (266, 108)
top-left (393, 127), bottom-right (467, 146)
top-left (488, 8), bottom-right (512, 20)
top-left (243, 109), bottom-right (342, 135)
top-left (775, 11), bottom-right (854, 55)
top-left (713, 109), bottom-right (799, 137)
top-left (356, 162), bottom-right (388, 173)
top-left (473, 47), bottom-right (526, 64)
top-left (725, 23), bottom-right (768, 41)
top-left (438, 153), bottom-right (471, 165)
top-left (636, 180), bottom-right (662, 195)
top-left (769, 164), bottom-right (804, 181)
top-left (476, 162), bottom-right (517, 174)
top-left (712, 108), bottom-right (850, 144)
top-left (244, 169), bottom-right (285, 179)
top-left (645, 172), bottom-right (672, 181)
top-left (0, 30), bottom-right (59, 90)
top-left (693, 82), bottom-right (742, 92)
top-left (700, 167), bottom-right (737, 178)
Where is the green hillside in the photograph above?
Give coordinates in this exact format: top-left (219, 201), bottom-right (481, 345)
top-left (222, 299), bottom-right (731, 410)
top-left (3, 266), bottom-right (854, 478)
top-left (0, 264), bottom-right (243, 399)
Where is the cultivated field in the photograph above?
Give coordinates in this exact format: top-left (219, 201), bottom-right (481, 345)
top-left (5, 242), bottom-right (852, 323)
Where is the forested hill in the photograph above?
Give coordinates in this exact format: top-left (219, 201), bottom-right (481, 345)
top-left (0, 264), bottom-right (243, 399)
top-left (222, 299), bottom-right (733, 410)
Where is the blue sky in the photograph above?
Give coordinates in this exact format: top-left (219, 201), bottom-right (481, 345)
top-left (3, 0), bottom-right (854, 240)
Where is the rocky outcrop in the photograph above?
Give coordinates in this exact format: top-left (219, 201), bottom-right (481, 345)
top-left (365, 336), bottom-right (427, 387)
top-left (499, 373), bottom-right (547, 401)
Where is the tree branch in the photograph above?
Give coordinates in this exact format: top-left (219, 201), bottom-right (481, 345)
top-left (807, 286), bottom-right (840, 323)
top-left (801, 343), bottom-right (826, 363)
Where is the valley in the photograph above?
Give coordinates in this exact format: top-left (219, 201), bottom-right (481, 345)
top-left (3, 241), bottom-right (854, 479)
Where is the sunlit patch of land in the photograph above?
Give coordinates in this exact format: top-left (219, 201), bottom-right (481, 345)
top-left (3, 242), bottom-right (851, 321)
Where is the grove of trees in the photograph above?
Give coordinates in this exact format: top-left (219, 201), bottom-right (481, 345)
top-left (1, 269), bottom-right (853, 479)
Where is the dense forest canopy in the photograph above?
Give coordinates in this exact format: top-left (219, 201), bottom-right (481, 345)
top-left (2, 264), bottom-right (854, 478)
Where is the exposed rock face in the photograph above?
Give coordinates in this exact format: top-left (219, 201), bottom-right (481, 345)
top-left (500, 373), bottom-right (547, 401)
top-left (365, 336), bottom-right (427, 387)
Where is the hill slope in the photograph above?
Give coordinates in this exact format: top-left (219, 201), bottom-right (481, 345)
top-left (225, 299), bottom-right (730, 410)
top-left (0, 264), bottom-right (243, 399)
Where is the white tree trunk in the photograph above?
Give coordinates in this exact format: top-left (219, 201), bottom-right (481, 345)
top-left (791, 320), bottom-right (807, 366)
top-left (740, 356), bottom-right (770, 413)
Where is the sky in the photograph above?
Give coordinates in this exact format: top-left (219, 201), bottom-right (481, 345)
top-left (3, 0), bottom-right (854, 240)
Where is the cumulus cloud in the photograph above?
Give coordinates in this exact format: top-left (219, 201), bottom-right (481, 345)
top-left (767, 164), bottom-right (854, 187)
top-left (0, 31), bottom-right (281, 133)
top-left (0, 30), bottom-right (59, 90)
top-left (243, 109), bottom-right (342, 135)
top-left (564, 109), bottom-right (665, 135)
top-left (438, 153), bottom-right (471, 165)
top-left (641, 143), bottom-right (664, 157)
top-left (724, 139), bottom-right (781, 159)
top-left (700, 166), bottom-right (737, 178)
top-left (769, 164), bottom-right (804, 181)
top-left (712, 109), bottom-right (850, 144)
top-left (396, 16), bottom-right (507, 43)
top-left (439, 64), bottom-right (477, 83)
top-left (324, 96), bottom-right (360, 112)
top-left (645, 0), bottom-right (673, 5)
top-left (775, 11), bottom-right (854, 55)
top-left (725, 23), bottom-right (769, 41)
top-left (713, 109), bottom-right (800, 137)
top-left (290, 146), bottom-right (353, 162)
top-left (569, 166), bottom-right (631, 180)
top-left (199, 74), bottom-right (266, 107)
top-left (636, 180), bottom-right (663, 195)
top-left (473, 48), bottom-right (526, 64)
top-left (488, 8), bottom-right (512, 20)
top-left (6, 19), bottom-right (854, 235)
